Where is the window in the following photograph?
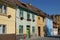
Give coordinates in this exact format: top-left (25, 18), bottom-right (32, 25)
top-left (32, 14), bottom-right (35, 22)
top-left (3, 25), bottom-right (5, 33)
top-left (19, 9), bottom-right (23, 17)
top-left (19, 9), bottom-right (24, 20)
top-left (32, 26), bottom-right (35, 33)
top-left (27, 12), bottom-right (30, 19)
top-left (38, 17), bottom-right (40, 20)
top-left (32, 14), bottom-right (35, 20)
top-left (0, 4), bottom-right (2, 13)
top-left (3, 5), bottom-right (6, 14)
top-left (43, 17), bottom-right (44, 22)
top-left (19, 25), bottom-right (23, 34)
top-left (27, 12), bottom-right (31, 21)
top-left (0, 4), bottom-right (7, 14)
top-left (0, 25), bottom-right (6, 34)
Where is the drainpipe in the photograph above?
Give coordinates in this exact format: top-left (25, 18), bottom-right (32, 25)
top-left (14, 0), bottom-right (17, 35)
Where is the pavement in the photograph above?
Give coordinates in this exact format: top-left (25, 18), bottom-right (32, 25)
top-left (19, 37), bottom-right (60, 40)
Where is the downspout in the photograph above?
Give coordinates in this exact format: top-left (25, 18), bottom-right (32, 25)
top-left (14, 0), bottom-right (18, 39)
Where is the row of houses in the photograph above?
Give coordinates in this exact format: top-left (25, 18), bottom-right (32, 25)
top-left (51, 15), bottom-right (60, 35)
top-left (0, 0), bottom-right (60, 39)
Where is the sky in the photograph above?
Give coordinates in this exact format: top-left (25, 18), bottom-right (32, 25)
top-left (20, 0), bottom-right (60, 15)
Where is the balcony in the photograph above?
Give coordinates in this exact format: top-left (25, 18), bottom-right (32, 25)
top-left (27, 18), bottom-right (31, 21)
top-left (33, 19), bottom-right (35, 22)
top-left (20, 17), bottom-right (24, 20)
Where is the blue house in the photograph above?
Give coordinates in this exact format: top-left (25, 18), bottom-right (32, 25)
top-left (46, 17), bottom-right (53, 36)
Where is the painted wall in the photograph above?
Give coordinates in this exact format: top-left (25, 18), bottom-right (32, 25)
top-left (16, 7), bottom-right (37, 37)
top-left (46, 18), bottom-right (53, 36)
top-left (0, 1), bottom-right (16, 34)
top-left (53, 28), bottom-right (58, 35)
top-left (36, 16), bottom-right (46, 37)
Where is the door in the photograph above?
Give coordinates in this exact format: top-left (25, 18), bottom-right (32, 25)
top-left (26, 25), bottom-right (30, 38)
top-left (38, 27), bottom-right (40, 36)
top-left (58, 27), bottom-right (60, 35)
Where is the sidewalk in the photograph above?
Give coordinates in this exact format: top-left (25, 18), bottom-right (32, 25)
top-left (20, 37), bottom-right (60, 40)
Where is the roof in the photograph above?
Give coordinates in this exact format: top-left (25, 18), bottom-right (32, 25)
top-left (1, 0), bottom-right (47, 17)
top-left (1, 0), bottom-right (16, 6)
top-left (50, 15), bottom-right (59, 25)
top-left (25, 4), bottom-right (47, 17)
top-left (51, 14), bottom-right (60, 16)
top-left (16, 1), bottom-right (47, 17)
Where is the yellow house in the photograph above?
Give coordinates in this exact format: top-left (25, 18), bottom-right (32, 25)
top-left (36, 14), bottom-right (46, 37)
top-left (0, 0), bottom-right (16, 34)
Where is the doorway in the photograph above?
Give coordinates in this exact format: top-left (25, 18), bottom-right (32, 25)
top-left (38, 27), bottom-right (40, 36)
top-left (58, 27), bottom-right (60, 35)
top-left (26, 25), bottom-right (30, 38)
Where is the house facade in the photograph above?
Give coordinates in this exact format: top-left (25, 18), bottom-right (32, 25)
top-left (0, 0), bottom-right (16, 34)
top-left (0, 0), bottom-right (47, 39)
top-left (36, 15), bottom-right (46, 37)
top-left (45, 17), bottom-right (53, 36)
top-left (51, 15), bottom-right (60, 35)
top-left (15, 0), bottom-right (47, 38)
top-left (53, 22), bottom-right (58, 36)
top-left (16, 6), bottom-right (37, 38)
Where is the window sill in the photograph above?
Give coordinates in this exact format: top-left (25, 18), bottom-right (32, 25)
top-left (0, 13), bottom-right (7, 16)
top-left (0, 13), bottom-right (12, 18)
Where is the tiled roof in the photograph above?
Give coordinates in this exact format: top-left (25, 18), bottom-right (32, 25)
top-left (1, 0), bottom-right (47, 17)
top-left (1, 0), bottom-right (16, 6)
top-left (25, 4), bottom-right (47, 17)
top-left (16, 1), bottom-right (47, 17)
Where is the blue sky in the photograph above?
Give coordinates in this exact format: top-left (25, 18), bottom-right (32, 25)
top-left (20, 0), bottom-right (60, 15)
